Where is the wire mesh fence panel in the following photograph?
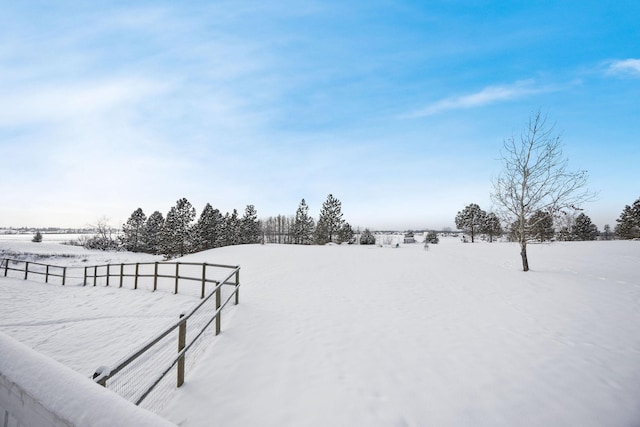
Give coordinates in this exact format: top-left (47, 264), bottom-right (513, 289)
top-left (105, 327), bottom-right (180, 404)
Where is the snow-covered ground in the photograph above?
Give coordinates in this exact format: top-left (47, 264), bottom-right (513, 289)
top-left (1, 237), bottom-right (640, 426)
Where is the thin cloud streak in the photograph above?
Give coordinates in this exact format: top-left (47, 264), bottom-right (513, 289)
top-left (404, 80), bottom-right (550, 118)
top-left (606, 58), bottom-right (640, 77)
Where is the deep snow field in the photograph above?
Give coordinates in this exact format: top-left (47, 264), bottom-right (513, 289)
top-left (1, 236), bottom-right (639, 426)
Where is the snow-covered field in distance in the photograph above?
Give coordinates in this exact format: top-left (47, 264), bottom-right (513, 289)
top-left (1, 237), bottom-right (639, 426)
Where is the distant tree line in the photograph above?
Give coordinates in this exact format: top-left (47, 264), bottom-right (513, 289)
top-left (455, 197), bottom-right (640, 243)
top-left (85, 194), bottom-right (355, 257)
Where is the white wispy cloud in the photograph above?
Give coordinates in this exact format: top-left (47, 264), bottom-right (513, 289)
top-left (0, 78), bottom-right (167, 127)
top-left (606, 58), bottom-right (640, 77)
top-left (404, 80), bottom-right (548, 118)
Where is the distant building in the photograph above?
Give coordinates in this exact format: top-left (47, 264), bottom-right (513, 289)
top-left (403, 231), bottom-right (416, 244)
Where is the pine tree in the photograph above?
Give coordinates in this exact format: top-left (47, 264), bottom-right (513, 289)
top-left (143, 211), bottom-right (164, 254)
top-left (572, 213), bottom-right (598, 241)
top-left (315, 194), bottom-right (345, 244)
top-left (528, 210), bottom-right (554, 242)
top-left (360, 228), bottom-right (376, 245)
top-left (454, 203), bottom-right (486, 243)
top-left (240, 205), bottom-right (260, 244)
top-left (194, 203), bottom-right (224, 251)
top-left (425, 231), bottom-right (439, 244)
top-left (292, 199), bottom-right (315, 244)
top-left (337, 222), bottom-right (354, 244)
top-left (615, 198), bottom-right (640, 239)
top-left (121, 208), bottom-right (147, 252)
top-left (161, 198), bottom-right (196, 257)
top-left (223, 209), bottom-right (240, 246)
top-left (32, 231), bottom-right (43, 243)
top-left (482, 212), bottom-right (503, 242)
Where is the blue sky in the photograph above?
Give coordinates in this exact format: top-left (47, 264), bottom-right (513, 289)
top-left (1, 1), bottom-right (638, 230)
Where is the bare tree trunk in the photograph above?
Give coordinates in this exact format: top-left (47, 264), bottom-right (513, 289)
top-left (520, 242), bottom-right (529, 271)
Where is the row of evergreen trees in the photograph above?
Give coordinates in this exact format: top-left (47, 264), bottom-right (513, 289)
top-left (120, 199), bottom-right (260, 257)
top-left (454, 202), bottom-right (621, 242)
top-left (509, 211), bottom-right (600, 242)
top-left (454, 204), bottom-right (503, 243)
top-left (117, 194), bottom-right (355, 257)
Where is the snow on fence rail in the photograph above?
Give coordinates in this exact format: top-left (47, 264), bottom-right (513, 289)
top-left (1, 257), bottom-right (241, 415)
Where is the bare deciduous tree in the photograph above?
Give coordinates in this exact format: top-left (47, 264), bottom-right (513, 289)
top-left (491, 111), bottom-right (595, 271)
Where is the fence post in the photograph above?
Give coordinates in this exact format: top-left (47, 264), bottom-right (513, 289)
top-left (119, 263), bottom-right (124, 288)
top-left (153, 262), bottom-right (158, 292)
top-left (174, 263), bottom-right (180, 294)
top-left (83, 266), bottom-right (87, 286)
top-left (201, 263), bottom-right (206, 299)
top-left (215, 285), bottom-right (221, 335)
top-left (134, 263), bottom-right (139, 290)
top-left (235, 269), bottom-right (240, 305)
top-left (177, 314), bottom-right (186, 387)
top-left (106, 264), bottom-right (110, 287)
top-left (24, 262), bottom-right (29, 280)
top-left (3, 259), bottom-right (8, 276)
top-left (93, 266), bottom-right (98, 287)
top-left (45, 265), bottom-right (50, 284)
top-left (92, 367), bottom-right (108, 387)
top-left (62, 267), bottom-right (66, 286)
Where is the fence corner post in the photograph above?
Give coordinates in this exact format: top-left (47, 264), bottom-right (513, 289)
top-left (177, 313), bottom-right (187, 387)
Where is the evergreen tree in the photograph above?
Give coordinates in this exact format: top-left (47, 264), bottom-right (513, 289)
top-left (454, 203), bottom-right (486, 243)
top-left (360, 228), bottom-right (376, 245)
top-left (615, 198), bottom-right (640, 239)
top-left (603, 224), bottom-right (612, 240)
top-left (337, 222), bottom-right (354, 244)
top-left (482, 212), bottom-right (503, 242)
top-left (32, 231), bottom-right (43, 243)
top-left (556, 226), bottom-right (572, 242)
top-left (425, 231), bottom-right (439, 244)
top-left (572, 213), bottom-right (598, 241)
top-left (315, 194), bottom-right (345, 244)
top-left (528, 210), bottom-right (554, 242)
top-left (292, 199), bottom-right (315, 244)
top-left (194, 203), bottom-right (224, 250)
top-left (161, 198), bottom-right (196, 257)
top-left (223, 209), bottom-right (240, 246)
top-left (240, 204), bottom-right (261, 244)
top-left (143, 211), bottom-right (164, 254)
top-left (121, 208), bottom-right (147, 252)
